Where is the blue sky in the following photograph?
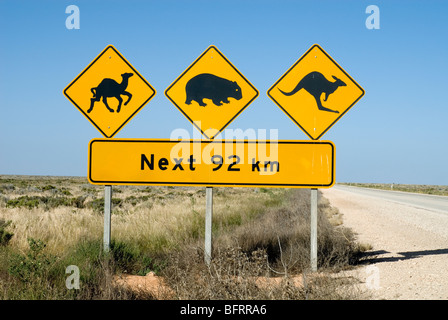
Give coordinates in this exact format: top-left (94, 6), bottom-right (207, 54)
top-left (0, 0), bottom-right (447, 185)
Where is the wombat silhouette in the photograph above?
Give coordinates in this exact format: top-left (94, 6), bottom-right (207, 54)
top-left (185, 73), bottom-right (242, 107)
top-left (279, 71), bottom-right (346, 113)
top-left (87, 72), bottom-right (133, 113)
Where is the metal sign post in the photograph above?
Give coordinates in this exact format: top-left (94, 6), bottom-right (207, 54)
top-left (310, 188), bottom-right (318, 272)
top-left (104, 185), bottom-right (112, 253)
top-left (205, 187), bottom-right (213, 266)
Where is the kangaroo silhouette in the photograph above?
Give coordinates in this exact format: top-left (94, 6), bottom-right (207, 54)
top-left (279, 71), bottom-right (346, 113)
top-left (87, 72), bottom-right (133, 113)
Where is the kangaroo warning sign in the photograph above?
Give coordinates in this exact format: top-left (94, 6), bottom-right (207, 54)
top-left (63, 45), bottom-right (156, 138)
top-left (268, 44), bottom-right (364, 140)
top-left (88, 139), bottom-right (335, 188)
top-left (165, 46), bottom-right (259, 140)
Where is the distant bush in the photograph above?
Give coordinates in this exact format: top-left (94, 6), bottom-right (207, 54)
top-left (86, 197), bottom-right (122, 213)
top-left (0, 183), bottom-right (15, 193)
top-left (41, 185), bottom-right (56, 191)
top-left (341, 182), bottom-right (448, 196)
top-left (125, 195), bottom-right (150, 206)
top-left (4, 194), bottom-right (126, 212)
top-left (6, 196), bottom-right (40, 209)
top-left (5, 195), bottom-right (87, 210)
top-left (60, 189), bottom-right (73, 196)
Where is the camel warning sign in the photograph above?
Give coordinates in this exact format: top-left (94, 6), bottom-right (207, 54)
top-left (267, 44), bottom-right (364, 140)
top-left (165, 46), bottom-right (259, 140)
top-left (63, 45), bottom-right (156, 138)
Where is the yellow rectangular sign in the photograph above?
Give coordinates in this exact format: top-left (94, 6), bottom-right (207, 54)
top-left (88, 139), bottom-right (335, 188)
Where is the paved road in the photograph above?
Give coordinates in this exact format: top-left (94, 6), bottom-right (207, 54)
top-left (321, 185), bottom-right (448, 299)
top-left (332, 184), bottom-right (448, 214)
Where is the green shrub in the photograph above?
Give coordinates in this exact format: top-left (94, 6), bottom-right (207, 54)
top-left (6, 196), bottom-right (40, 209)
top-left (70, 195), bottom-right (87, 208)
top-left (0, 219), bottom-right (14, 246)
top-left (110, 240), bottom-right (139, 271)
top-left (61, 188), bottom-right (72, 196)
top-left (41, 185), bottom-right (56, 191)
top-left (109, 240), bottom-right (166, 275)
top-left (8, 238), bottom-right (56, 283)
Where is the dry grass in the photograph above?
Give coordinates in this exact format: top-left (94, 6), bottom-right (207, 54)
top-left (0, 176), bottom-right (282, 255)
top-left (0, 175), bottom-right (367, 299)
top-left (161, 245), bottom-right (364, 300)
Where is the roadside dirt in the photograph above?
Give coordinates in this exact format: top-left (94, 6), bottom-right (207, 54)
top-left (114, 272), bottom-right (306, 300)
top-left (114, 272), bottom-right (174, 299)
top-left (321, 186), bottom-right (448, 300)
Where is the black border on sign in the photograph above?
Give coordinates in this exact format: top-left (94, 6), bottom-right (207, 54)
top-left (63, 45), bottom-right (156, 138)
top-left (164, 45), bottom-right (259, 140)
top-left (88, 139), bottom-right (335, 188)
top-left (267, 44), bottom-right (365, 140)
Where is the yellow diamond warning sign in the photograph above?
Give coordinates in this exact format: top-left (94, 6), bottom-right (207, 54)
top-left (63, 45), bottom-right (156, 138)
top-left (268, 44), bottom-right (364, 140)
top-left (165, 45), bottom-right (259, 140)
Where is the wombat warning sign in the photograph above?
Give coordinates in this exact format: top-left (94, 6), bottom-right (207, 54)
top-left (268, 44), bottom-right (364, 140)
top-left (165, 45), bottom-right (259, 140)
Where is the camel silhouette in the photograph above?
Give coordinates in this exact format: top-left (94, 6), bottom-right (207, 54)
top-left (279, 71), bottom-right (346, 113)
top-left (87, 72), bottom-right (133, 113)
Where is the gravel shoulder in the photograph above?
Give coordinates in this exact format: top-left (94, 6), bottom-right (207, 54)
top-left (321, 185), bottom-right (448, 300)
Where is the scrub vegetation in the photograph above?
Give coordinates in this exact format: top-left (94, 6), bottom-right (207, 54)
top-left (0, 175), bottom-right (367, 300)
top-left (340, 182), bottom-right (448, 196)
